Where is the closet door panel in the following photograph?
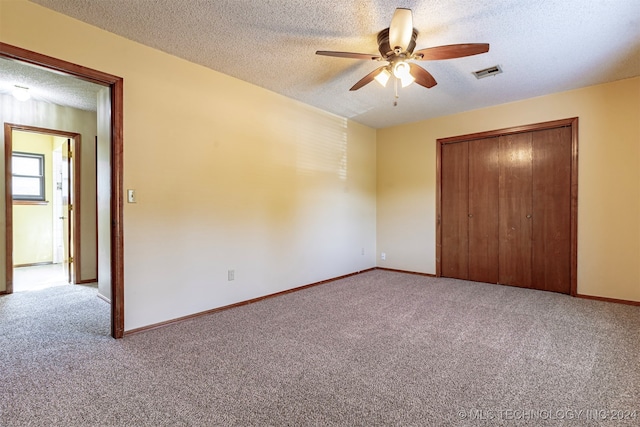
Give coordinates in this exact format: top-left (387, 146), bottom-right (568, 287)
top-left (441, 142), bottom-right (469, 279)
top-left (532, 127), bottom-right (572, 293)
top-left (468, 138), bottom-right (499, 283)
top-left (499, 133), bottom-right (533, 287)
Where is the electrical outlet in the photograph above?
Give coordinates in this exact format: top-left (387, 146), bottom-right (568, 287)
top-left (381, 252), bottom-right (386, 260)
top-left (361, 247), bottom-right (365, 255)
top-left (228, 270), bottom-right (235, 281)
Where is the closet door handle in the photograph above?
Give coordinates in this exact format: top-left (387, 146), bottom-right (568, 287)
top-left (526, 214), bottom-right (532, 219)
top-left (468, 214), bottom-right (473, 218)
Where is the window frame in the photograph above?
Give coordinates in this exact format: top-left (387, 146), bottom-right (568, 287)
top-left (12, 151), bottom-right (46, 202)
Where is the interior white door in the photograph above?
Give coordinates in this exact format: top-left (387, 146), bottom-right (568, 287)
top-left (61, 139), bottom-right (73, 283)
top-left (52, 147), bottom-right (63, 264)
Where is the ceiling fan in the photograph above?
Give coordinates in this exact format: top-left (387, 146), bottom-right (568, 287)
top-left (316, 8), bottom-right (489, 94)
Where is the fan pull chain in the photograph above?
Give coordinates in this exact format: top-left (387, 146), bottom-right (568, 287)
top-left (393, 77), bottom-right (399, 107)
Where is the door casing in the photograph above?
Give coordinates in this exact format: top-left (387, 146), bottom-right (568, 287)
top-left (0, 42), bottom-right (125, 338)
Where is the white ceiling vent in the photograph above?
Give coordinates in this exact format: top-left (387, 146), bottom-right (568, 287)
top-left (473, 65), bottom-right (503, 79)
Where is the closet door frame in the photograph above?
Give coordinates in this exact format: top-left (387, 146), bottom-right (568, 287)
top-left (436, 117), bottom-right (578, 295)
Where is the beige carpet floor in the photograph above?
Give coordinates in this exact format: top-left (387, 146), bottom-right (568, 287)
top-left (1, 270), bottom-right (639, 426)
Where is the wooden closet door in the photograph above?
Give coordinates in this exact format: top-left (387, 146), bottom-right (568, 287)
top-left (499, 133), bottom-right (533, 288)
top-left (468, 138), bottom-right (499, 283)
top-left (532, 127), bottom-right (572, 293)
top-left (441, 142), bottom-right (469, 279)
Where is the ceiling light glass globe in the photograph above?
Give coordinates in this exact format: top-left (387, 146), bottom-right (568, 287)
top-left (393, 61), bottom-right (410, 79)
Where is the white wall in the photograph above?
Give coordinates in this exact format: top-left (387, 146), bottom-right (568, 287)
top-left (0, 0), bottom-right (377, 330)
top-left (96, 87), bottom-right (111, 301)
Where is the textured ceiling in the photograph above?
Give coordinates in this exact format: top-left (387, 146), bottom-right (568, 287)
top-left (9, 0), bottom-right (640, 128)
top-left (0, 56), bottom-right (102, 111)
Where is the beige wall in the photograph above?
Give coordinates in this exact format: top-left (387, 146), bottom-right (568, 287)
top-left (0, 1), bottom-right (377, 330)
top-left (378, 77), bottom-right (640, 302)
top-left (12, 131), bottom-right (54, 265)
top-left (0, 93), bottom-right (98, 291)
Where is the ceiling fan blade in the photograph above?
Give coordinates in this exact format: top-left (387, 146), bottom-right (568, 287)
top-left (409, 63), bottom-right (437, 88)
top-left (350, 66), bottom-right (387, 91)
top-left (414, 43), bottom-right (490, 60)
top-left (316, 51), bottom-right (381, 60)
top-left (388, 8), bottom-right (413, 52)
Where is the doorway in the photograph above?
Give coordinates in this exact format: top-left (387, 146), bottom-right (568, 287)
top-left (0, 42), bottom-right (124, 338)
top-left (8, 127), bottom-right (78, 292)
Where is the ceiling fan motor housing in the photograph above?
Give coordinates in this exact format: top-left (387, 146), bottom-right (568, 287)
top-left (377, 28), bottom-right (419, 58)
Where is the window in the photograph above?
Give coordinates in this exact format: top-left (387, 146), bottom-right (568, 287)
top-left (12, 152), bottom-right (45, 201)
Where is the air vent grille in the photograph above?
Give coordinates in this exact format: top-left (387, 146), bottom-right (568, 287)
top-left (473, 65), bottom-right (503, 79)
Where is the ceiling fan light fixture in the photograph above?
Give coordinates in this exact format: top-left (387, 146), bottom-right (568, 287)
top-left (315, 7), bottom-right (489, 94)
top-left (13, 85), bottom-right (30, 102)
top-left (374, 69), bottom-right (391, 87)
top-left (400, 73), bottom-right (415, 88)
top-left (393, 61), bottom-right (410, 79)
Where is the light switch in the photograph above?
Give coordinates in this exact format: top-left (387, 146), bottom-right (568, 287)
top-left (127, 189), bottom-right (136, 203)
